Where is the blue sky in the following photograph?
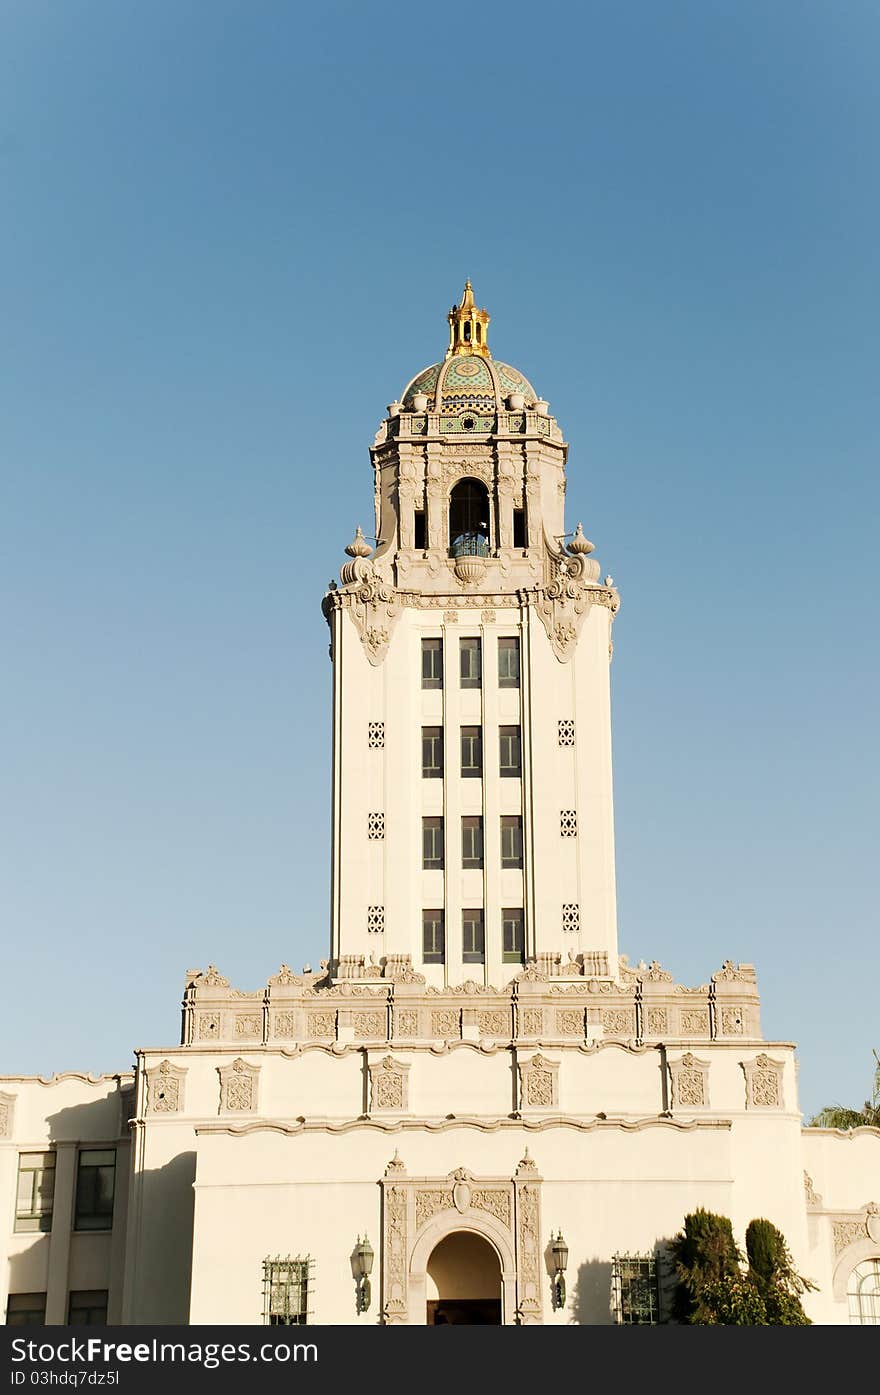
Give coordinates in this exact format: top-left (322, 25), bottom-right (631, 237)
top-left (1, 1), bottom-right (877, 1122)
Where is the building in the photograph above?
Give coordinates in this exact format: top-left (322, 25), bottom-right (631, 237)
top-left (2, 285), bottom-right (878, 1327)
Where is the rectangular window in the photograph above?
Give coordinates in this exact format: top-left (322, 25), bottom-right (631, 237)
top-left (74, 1149), bottom-right (116, 1232)
top-left (499, 725), bottom-right (522, 777)
top-left (462, 909), bottom-right (485, 964)
top-left (421, 637), bottom-right (443, 689)
top-left (414, 509), bottom-right (427, 550)
top-left (502, 908), bottom-right (525, 963)
top-left (513, 507), bottom-right (527, 549)
top-left (461, 815), bottom-right (484, 870)
top-left (263, 1257), bottom-right (312, 1326)
top-left (501, 815), bottom-right (523, 869)
top-left (15, 1152), bottom-right (56, 1233)
top-left (422, 726), bottom-right (444, 778)
top-left (497, 636), bottom-right (520, 688)
top-left (460, 725), bottom-right (482, 778)
top-left (422, 816), bottom-right (444, 870)
top-left (611, 1254), bottom-right (660, 1326)
top-left (68, 1291), bottom-right (109, 1325)
top-left (422, 909), bottom-right (445, 963)
top-left (5, 1294), bottom-right (46, 1326)
top-left (459, 636), bottom-right (482, 689)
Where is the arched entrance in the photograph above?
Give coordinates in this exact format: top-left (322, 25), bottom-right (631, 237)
top-left (426, 1231), bottom-right (502, 1325)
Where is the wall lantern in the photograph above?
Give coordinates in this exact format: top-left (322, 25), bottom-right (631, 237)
top-left (352, 1235), bottom-right (374, 1313)
top-left (550, 1231), bottom-right (569, 1310)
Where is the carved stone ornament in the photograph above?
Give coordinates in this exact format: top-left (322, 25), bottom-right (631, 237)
top-left (146, 1059), bottom-right (187, 1114)
top-left (199, 965), bottom-right (230, 988)
top-left (218, 1058), bottom-right (259, 1113)
top-left (369, 1056), bottom-right (410, 1112)
top-left (268, 964), bottom-right (303, 987)
top-left (742, 1053), bottom-right (784, 1110)
top-left (803, 1172), bottom-right (822, 1207)
top-left (338, 554), bottom-right (402, 666)
top-left (519, 1053), bottom-right (560, 1109)
top-left (0, 1092), bottom-right (15, 1139)
top-left (533, 551), bottom-right (614, 663)
top-left (669, 1052), bottom-right (710, 1110)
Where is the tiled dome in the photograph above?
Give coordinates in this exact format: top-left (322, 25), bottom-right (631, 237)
top-left (401, 356), bottom-right (537, 411)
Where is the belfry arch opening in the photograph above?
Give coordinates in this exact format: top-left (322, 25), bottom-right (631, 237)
top-left (425, 1231), bottom-right (502, 1325)
top-left (449, 478), bottom-right (490, 556)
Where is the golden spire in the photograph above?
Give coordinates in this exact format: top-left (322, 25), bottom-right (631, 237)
top-left (446, 279), bottom-right (491, 359)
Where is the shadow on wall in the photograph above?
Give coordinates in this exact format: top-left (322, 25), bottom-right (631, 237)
top-left (569, 1259), bottom-right (614, 1325)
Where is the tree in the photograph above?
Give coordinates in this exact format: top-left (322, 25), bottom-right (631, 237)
top-left (669, 1210), bottom-right (815, 1325)
top-left (809, 1052), bottom-right (880, 1130)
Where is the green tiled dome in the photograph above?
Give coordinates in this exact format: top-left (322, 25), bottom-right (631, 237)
top-left (401, 357), bottom-right (537, 410)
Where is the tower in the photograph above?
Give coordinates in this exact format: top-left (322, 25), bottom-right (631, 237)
top-left (323, 284), bottom-right (620, 988)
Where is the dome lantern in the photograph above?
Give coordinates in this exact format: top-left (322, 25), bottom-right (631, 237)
top-left (446, 279), bottom-right (491, 359)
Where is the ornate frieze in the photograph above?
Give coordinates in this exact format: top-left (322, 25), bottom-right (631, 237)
top-left (669, 1052), bottom-right (710, 1110)
top-left (369, 1056), bottom-right (410, 1112)
top-left (742, 1053), bottom-right (784, 1109)
top-left (0, 1092), bottom-right (15, 1138)
top-left (218, 1058), bottom-right (259, 1113)
top-left (519, 1053), bottom-right (559, 1109)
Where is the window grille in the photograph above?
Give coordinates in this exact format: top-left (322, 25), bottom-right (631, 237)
top-left (367, 906), bottom-right (384, 934)
top-left (558, 719), bottom-right (575, 747)
top-left (560, 810), bottom-right (578, 837)
top-left (368, 722), bottom-right (385, 749)
top-left (611, 1253), bottom-right (660, 1325)
top-left (562, 904), bottom-right (579, 934)
top-left (367, 812), bottom-right (385, 840)
top-left (848, 1259), bottom-right (880, 1325)
top-left (262, 1256), bottom-right (312, 1326)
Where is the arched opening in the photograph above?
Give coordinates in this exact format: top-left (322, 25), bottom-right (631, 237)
top-left (848, 1258), bottom-right (880, 1324)
top-left (426, 1231), bottom-right (502, 1325)
top-left (449, 478), bottom-right (490, 557)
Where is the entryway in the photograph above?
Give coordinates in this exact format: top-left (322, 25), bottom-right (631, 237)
top-left (426, 1230), bottom-right (502, 1325)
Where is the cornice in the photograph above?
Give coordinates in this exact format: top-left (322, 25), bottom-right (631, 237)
top-left (194, 1114), bottom-right (734, 1139)
top-left (0, 1071), bottom-right (134, 1087)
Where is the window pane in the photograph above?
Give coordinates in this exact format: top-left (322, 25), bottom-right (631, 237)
top-left (462, 910), bottom-right (485, 963)
top-left (422, 816), bottom-right (444, 870)
top-left (513, 508), bottom-right (527, 549)
top-left (68, 1291), bottom-right (109, 1325)
top-left (501, 815), bottom-right (523, 869)
top-left (461, 816), bottom-right (484, 869)
top-left (422, 726), bottom-right (444, 778)
top-left (414, 510), bottom-right (427, 550)
top-left (6, 1294), bottom-right (46, 1326)
top-left (499, 725), bottom-right (521, 777)
top-left (422, 910), bottom-right (445, 963)
top-left (75, 1150), bottom-right (116, 1231)
top-left (421, 638), bottom-right (443, 689)
top-left (461, 725), bottom-right (482, 778)
top-left (460, 637), bottom-right (482, 689)
top-left (15, 1153), bottom-right (55, 1233)
top-left (498, 637), bottom-right (520, 688)
top-left (502, 908), bottom-right (525, 962)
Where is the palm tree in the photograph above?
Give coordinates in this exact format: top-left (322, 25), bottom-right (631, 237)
top-left (809, 1051), bottom-right (880, 1130)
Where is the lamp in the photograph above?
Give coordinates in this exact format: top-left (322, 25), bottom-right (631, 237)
top-left (352, 1236), bottom-right (374, 1313)
top-left (550, 1231), bottom-right (568, 1310)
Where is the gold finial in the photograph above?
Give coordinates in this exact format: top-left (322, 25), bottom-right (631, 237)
top-left (446, 280), bottom-right (491, 359)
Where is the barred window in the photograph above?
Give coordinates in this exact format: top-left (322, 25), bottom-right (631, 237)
top-left (502, 908), bottom-right (525, 964)
top-left (499, 725), bottom-right (521, 777)
top-left (500, 815), bottom-right (523, 869)
top-left (562, 904), bottom-right (579, 934)
top-left (611, 1253), bottom-right (660, 1325)
top-left (498, 637), bottom-right (520, 688)
top-left (460, 637), bottom-right (482, 689)
top-left (422, 726), bottom-right (444, 778)
top-left (560, 810), bottom-right (577, 837)
top-left (848, 1259), bottom-right (880, 1325)
top-left (15, 1152), bottom-right (55, 1233)
top-left (367, 906), bottom-right (384, 933)
top-left (462, 909), bottom-right (485, 964)
top-left (421, 638), bottom-right (443, 689)
top-left (461, 725), bottom-right (482, 778)
top-left (74, 1150), bottom-right (115, 1232)
top-left (263, 1256), bottom-right (312, 1326)
top-left (367, 812), bottom-right (385, 840)
top-left (422, 909), bottom-right (445, 963)
top-left (558, 719), bottom-right (575, 747)
top-left (368, 721), bottom-right (385, 749)
top-left (422, 816), bottom-right (444, 870)
top-left (461, 815), bottom-right (484, 869)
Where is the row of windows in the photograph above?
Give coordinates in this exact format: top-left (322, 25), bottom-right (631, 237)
top-left (14, 1148), bottom-right (116, 1235)
top-left (422, 636), bottom-right (520, 689)
top-left (423, 815), bottom-right (523, 869)
top-left (6, 1290), bottom-right (109, 1326)
top-left (422, 908), bottom-right (525, 965)
top-left (367, 718), bottom-right (576, 752)
top-left (422, 725), bottom-right (521, 778)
